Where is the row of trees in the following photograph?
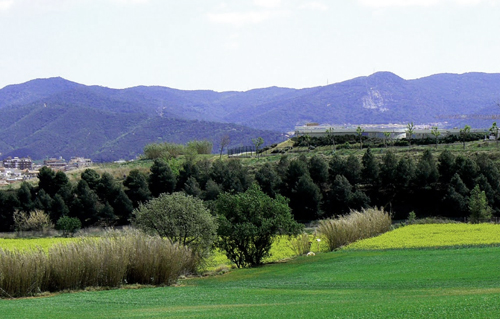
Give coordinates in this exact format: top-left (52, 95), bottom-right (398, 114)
top-left (0, 147), bottom-right (497, 232)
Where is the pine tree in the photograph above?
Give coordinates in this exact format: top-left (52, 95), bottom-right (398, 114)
top-left (290, 174), bottom-right (322, 221)
top-left (148, 159), bottom-right (177, 197)
top-left (344, 155), bottom-right (361, 185)
top-left (308, 155), bottom-right (329, 187)
top-left (255, 163), bottom-right (282, 198)
top-left (380, 150), bottom-right (398, 188)
top-left (124, 169), bottom-right (151, 208)
top-left (415, 149), bottom-right (439, 188)
top-left (81, 169), bottom-right (101, 191)
top-left (361, 148), bottom-right (379, 185)
top-left (438, 150), bottom-right (456, 184)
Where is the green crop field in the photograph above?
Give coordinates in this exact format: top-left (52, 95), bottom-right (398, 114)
top-left (1, 245), bottom-right (499, 318)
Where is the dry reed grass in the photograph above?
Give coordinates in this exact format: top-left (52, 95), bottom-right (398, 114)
top-left (318, 208), bottom-right (392, 251)
top-left (288, 233), bottom-right (312, 256)
top-left (0, 229), bottom-right (198, 298)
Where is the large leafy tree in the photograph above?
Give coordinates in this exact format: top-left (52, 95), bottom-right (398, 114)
top-left (133, 192), bottom-right (217, 253)
top-left (215, 184), bottom-right (302, 268)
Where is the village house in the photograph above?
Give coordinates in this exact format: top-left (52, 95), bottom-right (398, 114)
top-left (2, 156), bottom-right (33, 170)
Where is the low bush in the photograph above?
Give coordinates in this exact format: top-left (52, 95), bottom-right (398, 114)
top-left (56, 216), bottom-right (82, 237)
top-left (318, 207), bottom-right (392, 251)
top-left (0, 229), bottom-right (198, 298)
top-left (13, 210), bottom-right (53, 233)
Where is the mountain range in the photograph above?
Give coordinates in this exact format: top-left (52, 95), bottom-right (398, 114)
top-left (1, 71), bottom-right (499, 161)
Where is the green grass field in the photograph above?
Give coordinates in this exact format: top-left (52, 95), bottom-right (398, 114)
top-left (2, 246), bottom-right (499, 318)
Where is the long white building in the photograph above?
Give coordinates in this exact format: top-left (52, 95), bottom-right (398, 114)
top-left (295, 124), bottom-right (491, 140)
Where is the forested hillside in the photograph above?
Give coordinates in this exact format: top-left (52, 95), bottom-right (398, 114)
top-left (1, 72), bottom-right (500, 160)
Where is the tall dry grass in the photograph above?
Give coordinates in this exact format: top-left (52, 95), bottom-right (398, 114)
top-left (0, 229), bottom-right (199, 298)
top-left (318, 208), bottom-right (392, 251)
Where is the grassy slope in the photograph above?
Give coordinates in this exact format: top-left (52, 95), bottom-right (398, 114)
top-left (2, 247), bottom-right (500, 318)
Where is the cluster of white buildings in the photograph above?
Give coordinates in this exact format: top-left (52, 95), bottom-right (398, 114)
top-left (0, 156), bottom-right (93, 187)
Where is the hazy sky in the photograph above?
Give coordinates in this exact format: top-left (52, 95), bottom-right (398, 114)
top-left (1, 0), bottom-right (499, 91)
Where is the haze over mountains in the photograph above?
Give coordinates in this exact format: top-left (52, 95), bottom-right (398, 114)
top-left (1, 72), bottom-right (499, 161)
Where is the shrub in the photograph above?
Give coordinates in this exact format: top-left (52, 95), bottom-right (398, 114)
top-left (187, 140), bottom-right (213, 155)
top-left (13, 210), bottom-right (54, 232)
top-left (318, 207), bottom-right (392, 251)
top-left (132, 192), bottom-right (217, 254)
top-left (56, 216), bottom-right (82, 237)
top-left (215, 184), bottom-right (303, 268)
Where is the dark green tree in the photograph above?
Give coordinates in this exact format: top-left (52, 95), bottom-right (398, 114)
top-left (442, 174), bottom-right (470, 218)
top-left (329, 175), bottom-right (353, 215)
top-left (203, 179), bottom-right (221, 201)
top-left (255, 163), bottom-right (282, 198)
top-left (56, 216), bottom-right (82, 237)
top-left (308, 155), bottom-right (329, 187)
top-left (148, 159), bottom-right (177, 197)
top-left (176, 160), bottom-right (201, 191)
top-left (414, 149), bottom-right (439, 188)
top-left (17, 182), bottom-right (35, 213)
top-left (380, 150), bottom-right (398, 188)
top-left (394, 157), bottom-right (415, 189)
top-left (182, 176), bottom-right (202, 198)
top-left (81, 169), bottom-right (101, 191)
top-left (50, 194), bottom-right (70, 222)
top-left (37, 166), bottom-right (55, 196)
top-left (284, 159), bottom-right (309, 195)
top-left (72, 179), bottom-right (100, 226)
top-left (361, 148), bottom-right (379, 185)
top-left (123, 169), bottom-right (151, 208)
top-left (344, 155), bottom-right (362, 185)
top-left (275, 155), bottom-right (290, 182)
top-left (290, 174), bottom-right (323, 221)
top-left (33, 189), bottom-right (53, 214)
top-left (52, 171), bottom-right (70, 197)
top-left (454, 156), bottom-right (479, 189)
top-left (328, 154), bottom-right (345, 184)
top-left (215, 184), bottom-right (302, 268)
top-left (438, 150), bottom-right (456, 184)
top-left (0, 192), bottom-right (19, 231)
top-left (112, 189), bottom-right (134, 225)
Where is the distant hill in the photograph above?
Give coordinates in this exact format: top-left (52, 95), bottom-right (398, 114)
top-left (1, 72), bottom-right (499, 161)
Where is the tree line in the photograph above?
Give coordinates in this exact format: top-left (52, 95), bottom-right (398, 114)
top-left (0, 148), bottom-right (498, 232)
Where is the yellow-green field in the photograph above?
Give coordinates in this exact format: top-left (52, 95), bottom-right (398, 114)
top-left (346, 223), bottom-right (500, 250)
top-left (0, 237), bottom-right (80, 252)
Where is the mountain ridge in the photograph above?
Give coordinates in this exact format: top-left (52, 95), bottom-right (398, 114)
top-left (1, 71), bottom-right (499, 161)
